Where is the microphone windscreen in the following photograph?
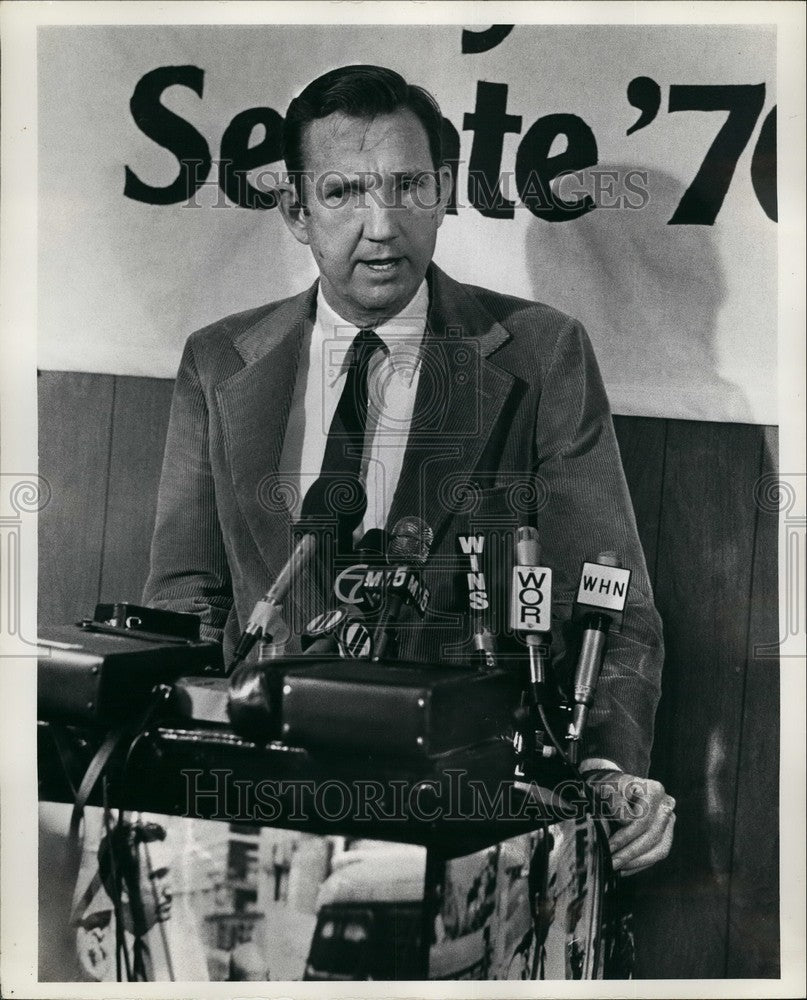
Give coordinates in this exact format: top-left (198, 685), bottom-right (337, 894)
top-left (388, 516), bottom-right (434, 565)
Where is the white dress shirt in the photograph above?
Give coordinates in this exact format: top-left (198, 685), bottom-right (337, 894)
top-left (277, 280), bottom-right (429, 537)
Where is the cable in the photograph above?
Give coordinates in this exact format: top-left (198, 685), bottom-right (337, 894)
top-left (143, 837), bottom-right (176, 982)
top-left (116, 685), bottom-right (172, 815)
top-left (536, 704), bottom-right (571, 767)
top-left (101, 780), bottom-right (132, 982)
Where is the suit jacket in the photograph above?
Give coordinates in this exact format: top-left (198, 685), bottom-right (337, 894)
top-left (144, 264), bottom-right (663, 776)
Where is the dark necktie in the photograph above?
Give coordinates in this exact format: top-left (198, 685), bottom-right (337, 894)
top-left (319, 328), bottom-right (386, 482)
top-left (297, 329), bottom-right (385, 567)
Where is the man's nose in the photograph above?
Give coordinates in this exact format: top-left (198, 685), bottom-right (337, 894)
top-left (363, 190), bottom-right (397, 242)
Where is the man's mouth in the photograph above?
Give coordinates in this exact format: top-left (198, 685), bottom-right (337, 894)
top-left (361, 258), bottom-right (403, 273)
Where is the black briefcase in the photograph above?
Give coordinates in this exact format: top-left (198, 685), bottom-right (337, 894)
top-left (280, 659), bottom-right (521, 758)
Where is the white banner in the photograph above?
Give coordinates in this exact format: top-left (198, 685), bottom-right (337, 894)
top-left (37, 23), bottom-right (777, 423)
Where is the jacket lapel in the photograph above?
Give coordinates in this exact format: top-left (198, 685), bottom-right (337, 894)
top-left (215, 284), bottom-right (317, 593)
top-left (387, 265), bottom-right (517, 547)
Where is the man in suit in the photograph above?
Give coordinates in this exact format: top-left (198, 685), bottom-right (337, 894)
top-left (144, 64), bottom-right (675, 874)
top-left (75, 821), bottom-right (173, 981)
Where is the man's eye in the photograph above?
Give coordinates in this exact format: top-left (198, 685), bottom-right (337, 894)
top-left (401, 175), bottom-right (434, 198)
top-left (324, 187), bottom-right (344, 202)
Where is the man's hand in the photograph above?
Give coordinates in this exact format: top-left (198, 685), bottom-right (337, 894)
top-left (585, 770), bottom-right (676, 875)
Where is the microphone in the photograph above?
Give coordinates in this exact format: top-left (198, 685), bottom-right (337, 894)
top-left (301, 608), bottom-right (349, 655)
top-left (303, 528), bottom-right (390, 656)
top-left (566, 551), bottom-right (632, 764)
top-left (228, 478), bottom-right (366, 672)
top-left (331, 528), bottom-right (389, 617)
top-left (472, 627), bottom-right (497, 672)
top-left (509, 527), bottom-right (552, 703)
top-left (371, 516), bottom-right (434, 662)
top-left (336, 616), bottom-right (375, 659)
top-left (333, 529), bottom-right (389, 659)
top-left (458, 533), bottom-right (497, 671)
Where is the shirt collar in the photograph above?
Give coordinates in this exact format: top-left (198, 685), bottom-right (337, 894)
top-left (315, 280), bottom-right (429, 388)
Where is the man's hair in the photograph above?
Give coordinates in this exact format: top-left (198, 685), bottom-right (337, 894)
top-left (97, 820), bottom-right (167, 895)
top-left (283, 64), bottom-right (444, 184)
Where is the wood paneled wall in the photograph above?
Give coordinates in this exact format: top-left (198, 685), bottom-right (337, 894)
top-left (37, 372), bottom-right (780, 979)
top-left (613, 417), bottom-right (779, 979)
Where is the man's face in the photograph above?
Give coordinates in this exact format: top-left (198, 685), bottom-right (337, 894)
top-left (127, 842), bottom-right (172, 934)
top-left (281, 107), bottom-right (451, 327)
top-left (137, 863), bottom-right (172, 929)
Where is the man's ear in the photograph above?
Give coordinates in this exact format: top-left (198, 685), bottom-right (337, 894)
top-left (435, 164), bottom-right (453, 227)
top-left (277, 178), bottom-right (311, 246)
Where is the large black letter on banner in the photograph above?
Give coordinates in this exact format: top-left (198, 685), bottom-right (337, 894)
top-left (667, 83), bottom-right (765, 225)
top-left (515, 113), bottom-right (598, 221)
top-left (220, 107), bottom-right (284, 209)
top-left (441, 117), bottom-right (461, 216)
top-left (124, 65), bottom-right (211, 205)
top-left (751, 106), bottom-right (777, 222)
top-left (461, 25), bottom-right (514, 54)
top-left (463, 82), bottom-right (522, 219)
